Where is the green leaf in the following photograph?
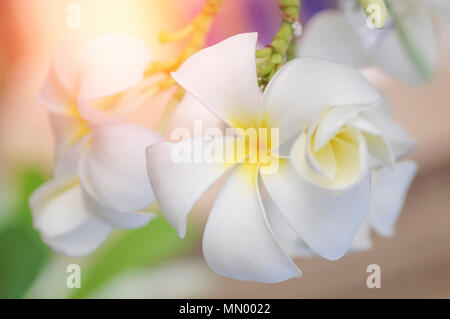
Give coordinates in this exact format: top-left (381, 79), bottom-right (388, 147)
top-left (13, 168), bottom-right (48, 225)
top-left (0, 224), bottom-right (50, 298)
top-left (70, 216), bottom-right (200, 299)
top-left (0, 167), bottom-right (51, 298)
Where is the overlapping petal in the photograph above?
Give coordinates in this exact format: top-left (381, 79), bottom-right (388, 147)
top-left (351, 160), bottom-right (418, 251)
top-left (41, 33), bottom-right (151, 123)
top-left (146, 137), bottom-right (237, 238)
top-left (47, 111), bottom-right (91, 178)
top-left (369, 160), bottom-right (418, 237)
top-left (79, 124), bottom-right (161, 213)
top-left (75, 34), bottom-right (151, 123)
top-left (202, 165), bottom-right (301, 282)
top-left (167, 93), bottom-right (225, 137)
top-left (50, 32), bottom-right (86, 99)
top-left (347, 116), bottom-right (395, 167)
top-left (29, 175), bottom-right (111, 257)
top-left (39, 66), bottom-right (74, 115)
top-left (263, 58), bottom-right (381, 145)
top-left (172, 33), bottom-right (263, 127)
top-left (292, 128), bottom-right (369, 190)
top-left (41, 220), bottom-right (110, 258)
top-left (84, 193), bottom-right (155, 230)
top-left (75, 33), bottom-right (151, 105)
top-left (363, 106), bottom-right (416, 159)
top-left (263, 197), bottom-right (314, 258)
top-left (262, 159), bottom-right (371, 260)
top-left (351, 219), bottom-right (373, 251)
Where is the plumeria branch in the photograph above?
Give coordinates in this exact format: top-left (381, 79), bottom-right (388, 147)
top-left (256, 0), bottom-right (301, 89)
top-left (145, 0), bottom-right (222, 133)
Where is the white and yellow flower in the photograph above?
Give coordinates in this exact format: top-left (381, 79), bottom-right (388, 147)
top-left (298, 0), bottom-right (449, 84)
top-left (30, 34), bottom-right (161, 257)
top-left (146, 33), bottom-right (415, 282)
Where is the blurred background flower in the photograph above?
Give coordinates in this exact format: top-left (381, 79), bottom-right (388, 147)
top-left (0, 0), bottom-right (449, 298)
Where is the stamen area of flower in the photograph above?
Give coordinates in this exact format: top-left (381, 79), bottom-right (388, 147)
top-left (292, 125), bottom-right (364, 190)
top-left (65, 99), bottom-right (91, 147)
top-left (227, 114), bottom-right (280, 175)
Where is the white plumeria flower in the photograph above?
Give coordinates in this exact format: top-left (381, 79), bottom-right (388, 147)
top-left (30, 34), bottom-right (161, 257)
top-left (298, 0), bottom-right (449, 84)
top-left (294, 101), bottom-right (418, 255)
top-left (146, 33), bottom-right (415, 282)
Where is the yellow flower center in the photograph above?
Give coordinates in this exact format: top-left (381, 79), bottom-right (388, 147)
top-left (228, 112), bottom-right (280, 176)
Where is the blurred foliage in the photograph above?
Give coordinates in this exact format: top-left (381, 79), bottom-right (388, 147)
top-left (70, 216), bottom-right (200, 299)
top-left (0, 224), bottom-right (50, 298)
top-left (0, 168), bottom-right (51, 299)
top-left (0, 167), bottom-right (201, 299)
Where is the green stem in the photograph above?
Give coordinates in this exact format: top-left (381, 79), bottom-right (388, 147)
top-left (256, 0), bottom-right (301, 89)
top-left (286, 38), bottom-right (296, 62)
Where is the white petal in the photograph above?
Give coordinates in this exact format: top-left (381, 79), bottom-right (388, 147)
top-left (305, 136), bottom-right (337, 180)
top-left (75, 34), bottom-right (151, 122)
top-left (351, 218), bottom-right (373, 252)
top-left (346, 115), bottom-right (382, 136)
top-left (42, 219), bottom-right (111, 257)
top-left (364, 106), bottom-right (416, 159)
top-left (297, 10), bottom-right (371, 68)
top-left (53, 139), bottom-right (86, 178)
top-left (347, 115), bottom-right (395, 167)
top-left (203, 164), bottom-right (301, 283)
top-left (292, 129), bottom-right (369, 190)
top-left (262, 159), bottom-right (371, 260)
top-left (369, 160), bottom-right (418, 237)
top-left (146, 137), bottom-right (235, 238)
top-left (362, 132), bottom-right (395, 167)
top-left (30, 176), bottom-right (85, 237)
top-left (39, 67), bottom-right (74, 115)
top-left (49, 112), bottom-right (89, 177)
top-left (263, 197), bottom-right (314, 258)
top-left (172, 33), bottom-right (263, 126)
top-left (75, 34), bottom-right (150, 102)
top-left (166, 93), bottom-right (225, 138)
top-left (77, 76), bottom-right (162, 125)
top-left (29, 176), bottom-right (111, 257)
top-left (83, 193), bottom-right (155, 230)
top-left (79, 124), bottom-right (161, 212)
top-left (263, 57), bottom-right (381, 145)
top-left (50, 31), bottom-right (86, 97)
top-left (314, 105), bottom-right (366, 152)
